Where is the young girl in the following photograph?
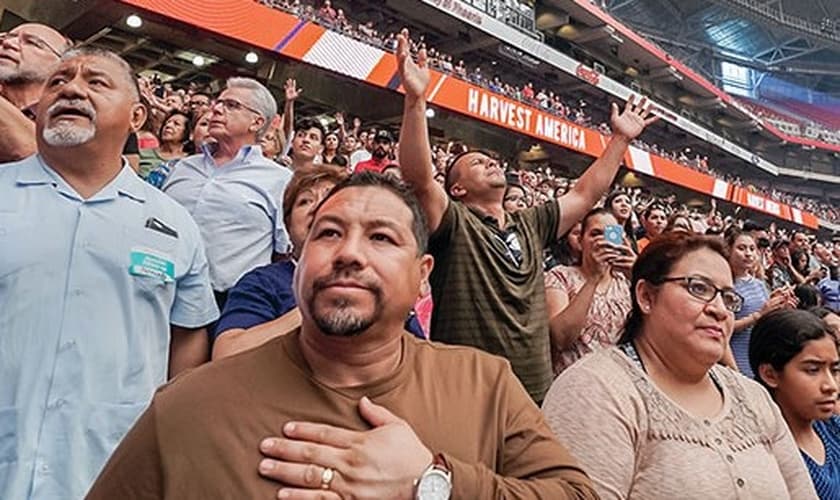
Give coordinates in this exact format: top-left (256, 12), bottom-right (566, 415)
top-left (750, 309), bottom-right (840, 499)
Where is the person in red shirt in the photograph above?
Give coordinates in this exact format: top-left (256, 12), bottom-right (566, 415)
top-left (354, 129), bottom-right (397, 174)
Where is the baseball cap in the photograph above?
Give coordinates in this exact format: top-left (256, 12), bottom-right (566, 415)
top-left (374, 130), bottom-right (394, 143)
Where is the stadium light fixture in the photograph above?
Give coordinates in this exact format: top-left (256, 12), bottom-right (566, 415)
top-left (126, 14), bottom-right (143, 29)
top-left (425, 108), bottom-right (436, 119)
top-left (245, 51), bottom-right (259, 64)
top-left (192, 55), bottom-right (206, 67)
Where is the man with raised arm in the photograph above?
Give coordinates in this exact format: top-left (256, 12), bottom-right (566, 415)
top-left (396, 30), bottom-right (657, 402)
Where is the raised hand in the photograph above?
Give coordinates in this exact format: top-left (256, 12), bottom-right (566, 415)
top-left (334, 111), bottom-right (345, 127)
top-left (396, 28), bottom-right (429, 100)
top-left (285, 78), bottom-right (302, 102)
top-left (610, 96), bottom-right (659, 142)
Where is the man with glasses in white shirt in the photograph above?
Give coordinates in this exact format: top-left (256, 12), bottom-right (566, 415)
top-left (163, 77), bottom-right (292, 312)
top-left (0, 23), bottom-right (72, 162)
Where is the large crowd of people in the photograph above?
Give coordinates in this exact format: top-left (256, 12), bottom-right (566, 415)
top-left (2, 15), bottom-right (840, 500)
top-left (256, 0), bottom-right (840, 225)
top-left (739, 99), bottom-right (840, 147)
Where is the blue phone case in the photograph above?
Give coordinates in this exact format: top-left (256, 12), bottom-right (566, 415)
top-left (604, 225), bottom-right (624, 246)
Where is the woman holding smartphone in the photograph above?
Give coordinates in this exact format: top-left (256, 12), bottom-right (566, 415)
top-left (545, 208), bottom-right (634, 375)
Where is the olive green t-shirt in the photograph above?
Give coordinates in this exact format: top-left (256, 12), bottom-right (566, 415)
top-left (428, 201), bottom-right (560, 402)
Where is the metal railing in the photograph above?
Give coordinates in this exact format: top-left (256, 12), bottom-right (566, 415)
top-left (717, 0), bottom-right (840, 45)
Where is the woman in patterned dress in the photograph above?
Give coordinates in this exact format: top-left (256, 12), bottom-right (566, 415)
top-left (544, 207), bottom-right (633, 375)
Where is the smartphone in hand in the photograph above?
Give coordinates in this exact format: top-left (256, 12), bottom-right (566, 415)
top-left (604, 224), bottom-right (625, 247)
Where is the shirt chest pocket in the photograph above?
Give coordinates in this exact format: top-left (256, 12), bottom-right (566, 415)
top-left (123, 227), bottom-right (180, 301)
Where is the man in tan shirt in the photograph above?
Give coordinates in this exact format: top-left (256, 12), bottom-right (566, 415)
top-left (88, 173), bottom-right (597, 499)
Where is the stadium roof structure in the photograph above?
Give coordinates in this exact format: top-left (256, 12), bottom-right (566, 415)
top-left (542, 0), bottom-right (840, 154)
top-left (593, 0), bottom-right (840, 97)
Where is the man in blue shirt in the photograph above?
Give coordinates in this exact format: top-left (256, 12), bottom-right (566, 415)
top-left (819, 265), bottom-right (840, 312)
top-left (212, 166), bottom-right (425, 359)
top-left (0, 48), bottom-right (219, 499)
top-left (163, 77), bottom-right (292, 308)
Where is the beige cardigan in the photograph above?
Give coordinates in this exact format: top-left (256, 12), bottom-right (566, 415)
top-left (542, 347), bottom-right (818, 500)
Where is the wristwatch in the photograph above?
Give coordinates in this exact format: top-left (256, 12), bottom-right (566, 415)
top-left (415, 453), bottom-right (452, 500)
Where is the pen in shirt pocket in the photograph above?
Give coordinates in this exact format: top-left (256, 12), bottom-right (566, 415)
top-left (145, 217), bottom-right (179, 239)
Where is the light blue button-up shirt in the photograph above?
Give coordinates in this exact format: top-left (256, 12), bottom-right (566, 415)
top-left (163, 145), bottom-right (292, 291)
top-left (0, 155), bottom-right (219, 499)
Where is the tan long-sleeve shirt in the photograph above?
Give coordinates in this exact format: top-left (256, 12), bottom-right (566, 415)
top-left (87, 330), bottom-right (597, 499)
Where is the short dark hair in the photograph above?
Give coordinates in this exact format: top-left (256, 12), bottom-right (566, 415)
top-left (619, 232), bottom-right (729, 344)
top-left (794, 284), bottom-right (821, 310)
top-left (742, 220), bottom-right (764, 232)
top-left (295, 118), bottom-right (326, 144)
top-left (283, 165), bottom-right (349, 227)
top-left (749, 309), bottom-right (833, 391)
top-left (443, 149), bottom-right (498, 196)
top-left (581, 207), bottom-right (614, 233)
top-left (314, 172), bottom-right (429, 255)
top-left (643, 204), bottom-right (666, 220)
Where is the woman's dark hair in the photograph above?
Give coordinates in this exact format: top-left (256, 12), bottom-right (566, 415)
top-left (791, 248), bottom-right (809, 274)
top-left (618, 232), bottom-right (729, 344)
top-left (604, 190), bottom-right (638, 252)
top-left (749, 309), bottom-right (832, 391)
top-left (794, 284), bottom-right (821, 310)
top-left (581, 207), bottom-right (614, 233)
top-left (605, 190), bottom-right (631, 218)
top-left (724, 226), bottom-right (754, 249)
top-left (157, 110), bottom-right (193, 150)
top-left (548, 228), bottom-right (580, 267)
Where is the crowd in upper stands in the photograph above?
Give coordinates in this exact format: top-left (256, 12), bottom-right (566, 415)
top-left (257, 0), bottom-right (840, 225)
top-left (2, 11), bottom-right (840, 500)
top-left (740, 98), bottom-right (840, 147)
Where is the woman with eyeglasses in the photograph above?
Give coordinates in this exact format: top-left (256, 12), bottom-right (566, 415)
top-left (542, 232), bottom-right (817, 499)
top-left (727, 227), bottom-right (791, 378)
top-left (750, 309), bottom-right (840, 500)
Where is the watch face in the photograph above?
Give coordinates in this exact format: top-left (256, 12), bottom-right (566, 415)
top-left (417, 470), bottom-right (451, 500)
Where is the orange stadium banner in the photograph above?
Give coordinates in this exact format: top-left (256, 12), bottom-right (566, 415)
top-left (117, 0), bottom-right (821, 229)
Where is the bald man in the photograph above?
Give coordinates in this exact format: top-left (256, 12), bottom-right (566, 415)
top-left (0, 23), bottom-right (71, 161)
